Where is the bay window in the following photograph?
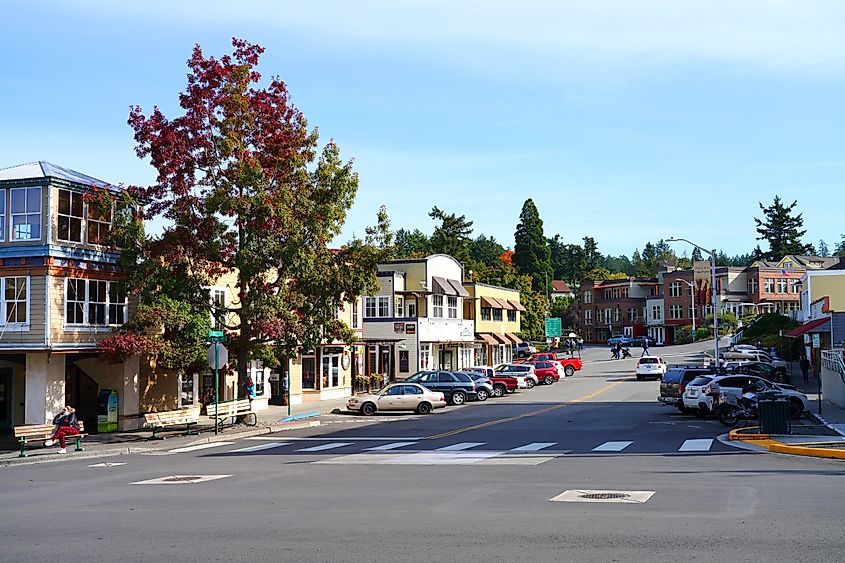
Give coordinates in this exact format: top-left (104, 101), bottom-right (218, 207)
top-left (2, 277), bottom-right (28, 324)
top-left (58, 189), bottom-right (84, 242)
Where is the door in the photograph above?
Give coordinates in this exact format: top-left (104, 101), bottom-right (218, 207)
top-left (66, 364), bottom-right (99, 433)
top-left (0, 368), bottom-right (11, 429)
top-left (379, 385), bottom-right (404, 410)
top-left (439, 349), bottom-right (454, 371)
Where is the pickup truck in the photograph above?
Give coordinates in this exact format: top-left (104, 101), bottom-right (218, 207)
top-left (526, 352), bottom-right (583, 377)
top-left (466, 366), bottom-right (519, 397)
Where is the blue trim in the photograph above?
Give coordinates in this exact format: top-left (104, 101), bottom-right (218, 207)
top-left (277, 411), bottom-right (320, 423)
top-left (0, 244), bottom-right (119, 263)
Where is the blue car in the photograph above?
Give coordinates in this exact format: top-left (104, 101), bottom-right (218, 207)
top-left (607, 335), bottom-right (633, 346)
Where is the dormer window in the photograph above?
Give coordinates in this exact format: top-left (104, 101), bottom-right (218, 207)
top-left (58, 189), bottom-right (84, 242)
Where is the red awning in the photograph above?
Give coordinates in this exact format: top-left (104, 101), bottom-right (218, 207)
top-left (784, 317), bottom-right (830, 338)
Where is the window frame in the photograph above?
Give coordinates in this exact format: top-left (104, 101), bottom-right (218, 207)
top-left (87, 199), bottom-right (113, 246)
top-left (64, 278), bottom-right (128, 328)
top-left (1, 276), bottom-right (30, 327)
top-left (10, 187), bottom-right (42, 241)
top-left (447, 296), bottom-right (458, 319)
top-left (0, 190), bottom-right (6, 242)
top-left (432, 295), bottom-right (444, 318)
top-left (57, 188), bottom-right (84, 243)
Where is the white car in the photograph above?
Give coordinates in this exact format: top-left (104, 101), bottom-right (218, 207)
top-left (495, 364), bottom-right (537, 389)
top-left (682, 374), bottom-right (808, 419)
top-left (635, 356), bottom-right (666, 381)
top-left (347, 383), bottom-right (447, 415)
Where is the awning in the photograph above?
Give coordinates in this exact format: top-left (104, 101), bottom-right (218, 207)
top-left (490, 333), bottom-right (509, 345)
top-left (431, 276), bottom-right (457, 296)
top-left (785, 317), bottom-right (830, 338)
top-left (508, 299), bottom-right (526, 311)
top-left (494, 298), bottom-right (514, 310)
top-left (448, 279), bottom-right (470, 297)
top-left (476, 333), bottom-right (499, 345)
top-left (503, 333), bottom-right (522, 344)
top-left (480, 296), bottom-right (500, 309)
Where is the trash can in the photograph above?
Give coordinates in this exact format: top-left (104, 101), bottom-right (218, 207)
top-left (759, 398), bottom-right (790, 435)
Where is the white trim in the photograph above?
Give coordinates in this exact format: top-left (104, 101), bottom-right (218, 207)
top-left (63, 277), bottom-right (128, 328)
top-left (0, 189), bottom-right (6, 242)
top-left (0, 275), bottom-right (31, 330)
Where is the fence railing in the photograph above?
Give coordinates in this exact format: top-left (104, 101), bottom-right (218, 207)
top-left (821, 349), bottom-right (845, 382)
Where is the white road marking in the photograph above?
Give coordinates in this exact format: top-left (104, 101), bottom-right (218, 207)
top-left (436, 442), bottom-right (484, 451)
top-left (229, 442), bottom-right (291, 453)
top-left (245, 436), bottom-right (427, 441)
top-left (89, 462), bottom-right (126, 467)
top-left (592, 441), bottom-right (633, 452)
top-left (365, 442), bottom-right (418, 451)
top-left (296, 442), bottom-right (353, 452)
top-left (168, 442), bottom-right (234, 454)
top-left (678, 439), bottom-right (713, 452)
top-left (510, 442), bottom-right (556, 452)
top-left (383, 451), bottom-right (502, 464)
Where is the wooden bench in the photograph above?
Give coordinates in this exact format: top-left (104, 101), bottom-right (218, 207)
top-left (14, 421), bottom-right (86, 458)
top-left (143, 406), bottom-right (201, 440)
top-left (207, 399), bottom-right (257, 430)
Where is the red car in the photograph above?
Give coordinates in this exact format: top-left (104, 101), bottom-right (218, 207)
top-left (524, 361), bottom-right (560, 385)
top-left (527, 352), bottom-right (583, 377)
top-left (467, 366), bottom-right (519, 397)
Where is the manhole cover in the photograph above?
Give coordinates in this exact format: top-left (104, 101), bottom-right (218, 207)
top-left (580, 492), bottom-right (630, 500)
top-left (162, 476), bottom-right (204, 483)
top-left (130, 474), bottom-right (232, 485)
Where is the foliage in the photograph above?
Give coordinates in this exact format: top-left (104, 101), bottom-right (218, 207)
top-left (549, 296), bottom-right (578, 330)
top-left (469, 234), bottom-right (506, 267)
top-left (817, 239), bottom-right (830, 257)
top-left (111, 39), bottom-right (386, 385)
top-left (754, 196), bottom-right (813, 260)
top-left (834, 235), bottom-right (845, 257)
top-left (513, 199), bottom-right (551, 288)
top-left (394, 228), bottom-right (430, 258)
top-left (583, 268), bottom-right (628, 281)
top-left (429, 206), bottom-right (473, 262)
top-left (632, 239), bottom-right (676, 277)
top-left (739, 313), bottom-right (799, 343)
top-left (472, 258), bottom-right (547, 340)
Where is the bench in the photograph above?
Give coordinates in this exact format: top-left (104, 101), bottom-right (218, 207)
top-left (14, 421), bottom-right (86, 458)
top-left (207, 399), bottom-right (257, 430)
top-left (144, 406), bottom-right (201, 440)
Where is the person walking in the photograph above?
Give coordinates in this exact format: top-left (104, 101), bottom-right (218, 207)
top-left (577, 338), bottom-right (584, 353)
top-left (641, 339), bottom-right (650, 357)
top-left (799, 356), bottom-right (811, 384)
top-left (44, 406), bottom-right (80, 454)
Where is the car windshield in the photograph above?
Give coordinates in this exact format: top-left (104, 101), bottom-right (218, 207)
top-left (662, 369), bottom-right (684, 383)
top-left (689, 376), bottom-right (713, 386)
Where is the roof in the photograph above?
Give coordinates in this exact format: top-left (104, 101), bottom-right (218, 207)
top-left (551, 280), bottom-right (571, 293)
top-left (784, 317), bottom-right (830, 338)
top-left (0, 161), bottom-right (116, 190)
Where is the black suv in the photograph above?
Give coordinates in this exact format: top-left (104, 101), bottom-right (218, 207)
top-left (659, 366), bottom-right (714, 413)
top-left (405, 371), bottom-right (478, 405)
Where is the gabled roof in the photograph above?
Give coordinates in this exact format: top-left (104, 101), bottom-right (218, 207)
top-left (0, 161), bottom-right (116, 190)
top-left (551, 280), bottom-right (572, 293)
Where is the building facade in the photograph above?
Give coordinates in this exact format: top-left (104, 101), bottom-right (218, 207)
top-left (463, 282), bottom-right (522, 366)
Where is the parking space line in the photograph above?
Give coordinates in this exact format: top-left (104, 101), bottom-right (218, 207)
top-left (436, 442), bottom-right (484, 451)
top-left (365, 442), bottom-right (418, 451)
top-left (511, 442), bottom-right (556, 452)
top-left (296, 442), bottom-right (353, 452)
top-left (678, 439), bottom-right (713, 452)
top-left (592, 441), bottom-right (633, 452)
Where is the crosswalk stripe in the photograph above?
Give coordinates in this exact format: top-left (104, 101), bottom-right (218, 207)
top-left (296, 442), bottom-right (353, 452)
top-left (592, 441), bottom-right (633, 452)
top-left (436, 442), bottom-right (485, 451)
top-left (510, 442), bottom-right (556, 452)
top-left (229, 442), bottom-right (291, 453)
top-left (168, 442), bottom-right (234, 454)
top-left (365, 442), bottom-right (418, 451)
top-left (678, 439), bottom-right (713, 452)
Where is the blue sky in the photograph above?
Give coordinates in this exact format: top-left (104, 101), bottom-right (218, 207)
top-left (2, 1), bottom-right (843, 258)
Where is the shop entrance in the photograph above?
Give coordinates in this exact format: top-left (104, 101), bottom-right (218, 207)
top-left (65, 363), bottom-right (98, 433)
top-left (0, 368), bottom-right (11, 430)
top-left (439, 348), bottom-right (454, 371)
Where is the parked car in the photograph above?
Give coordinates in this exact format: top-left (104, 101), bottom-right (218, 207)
top-left (658, 366), bottom-right (715, 413)
top-left (527, 352), bottom-right (583, 377)
top-left (682, 374), bottom-right (808, 419)
top-left (608, 335), bottom-right (633, 346)
top-left (636, 356), bottom-right (667, 381)
top-left (461, 371), bottom-right (493, 401)
top-left (513, 341), bottom-right (537, 358)
top-left (731, 344), bottom-right (759, 353)
top-left (525, 361), bottom-right (560, 385)
top-left (495, 364), bottom-right (537, 388)
top-left (630, 335), bottom-right (657, 347)
top-left (721, 350), bottom-right (786, 370)
top-left (347, 383), bottom-right (446, 415)
top-left (723, 361), bottom-right (786, 382)
top-left (467, 366), bottom-right (519, 397)
top-left (405, 371), bottom-right (478, 405)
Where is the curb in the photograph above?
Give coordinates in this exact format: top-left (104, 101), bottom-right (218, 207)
top-left (729, 427), bottom-right (845, 461)
top-left (809, 412), bottom-right (845, 437)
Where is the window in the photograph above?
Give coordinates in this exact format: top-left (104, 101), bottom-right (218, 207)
top-left (407, 301), bottom-right (417, 318)
top-left (689, 305), bottom-right (695, 319)
top-left (212, 289), bottom-right (226, 330)
top-left (364, 297), bottom-right (376, 318)
top-left (377, 296), bottom-right (390, 318)
top-left (420, 344), bottom-right (431, 370)
top-left (65, 278), bottom-right (127, 327)
top-left (604, 289), bottom-right (611, 299)
top-left (364, 296), bottom-right (390, 318)
top-left (628, 307), bottom-right (637, 322)
top-left (3, 277), bottom-right (28, 324)
top-left (447, 296), bottom-right (458, 319)
top-left (604, 308), bottom-right (612, 324)
top-left (748, 278), bottom-right (758, 294)
top-left (621, 287), bottom-right (629, 298)
top-left (395, 296), bottom-right (404, 318)
top-left (322, 352), bottom-right (340, 388)
top-left (432, 295), bottom-right (444, 318)
top-left (507, 309), bottom-right (516, 322)
top-left (178, 373), bottom-right (196, 407)
top-left (492, 308), bottom-right (502, 321)
top-left (302, 356), bottom-right (316, 389)
top-left (11, 187), bottom-right (41, 240)
top-left (250, 360), bottom-right (265, 395)
top-left (777, 278), bottom-right (787, 294)
top-left (669, 304), bottom-right (683, 319)
top-left (613, 308), bottom-right (620, 322)
top-left (583, 291), bottom-right (592, 304)
top-left (669, 282), bottom-right (682, 297)
top-left (352, 300), bottom-right (359, 328)
top-left (764, 279), bottom-right (775, 293)
top-left (584, 309), bottom-right (592, 325)
top-left (651, 305), bottom-right (662, 321)
top-left (57, 189), bottom-right (83, 242)
top-left (0, 191), bottom-right (6, 241)
top-left (481, 307), bottom-right (492, 321)
top-left (87, 201), bottom-right (112, 245)
top-left (788, 279), bottom-right (800, 294)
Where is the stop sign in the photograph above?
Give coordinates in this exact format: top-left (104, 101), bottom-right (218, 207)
top-left (206, 342), bottom-right (228, 369)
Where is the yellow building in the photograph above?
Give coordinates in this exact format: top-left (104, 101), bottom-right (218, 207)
top-left (463, 282), bottom-right (524, 366)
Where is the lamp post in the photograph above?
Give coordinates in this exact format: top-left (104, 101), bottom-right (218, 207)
top-left (673, 278), bottom-right (696, 341)
top-left (667, 237), bottom-right (719, 364)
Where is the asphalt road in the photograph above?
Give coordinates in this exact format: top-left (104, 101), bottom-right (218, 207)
top-left (3, 342), bottom-right (844, 562)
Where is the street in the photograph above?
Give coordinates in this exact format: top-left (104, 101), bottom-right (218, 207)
top-left (2, 343), bottom-right (844, 562)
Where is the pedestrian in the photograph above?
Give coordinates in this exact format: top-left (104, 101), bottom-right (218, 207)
top-left (641, 339), bottom-right (650, 357)
top-left (577, 338), bottom-right (584, 353)
top-left (44, 406), bottom-right (80, 454)
top-left (799, 356), bottom-right (811, 384)
top-left (245, 376), bottom-right (256, 407)
top-left (614, 342), bottom-right (621, 360)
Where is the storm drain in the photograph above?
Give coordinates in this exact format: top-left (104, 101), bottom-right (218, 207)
top-left (130, 474), bottom-right (232, 485)
top-left (550, 490), bottom-right (655, 503)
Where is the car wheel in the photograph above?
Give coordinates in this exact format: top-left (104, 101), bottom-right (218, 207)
top-left (526, 379), bottom-right (535, 389)
top-left (544, 375), bottom-right (554, 385)
top-left (788, 399), bottom-right (804, 420)
top-left (695, 405), bottom-right (709, 418)
top-left (451, 391), bottom-right (466, 405)
top-left (493, 384), bottom-right (506, 398)
top-left (476, 388), bottom-right (489, 401)
top-left (564, 366), bottom-right (575, 377)
top-left (416, 402), bottom-right (432, 415)
top-left (360, 402), bottom-right (376, 416)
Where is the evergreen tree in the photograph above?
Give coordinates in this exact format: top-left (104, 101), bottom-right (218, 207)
top-left (817, 239), bottom-right (830, 256)
top-left (394, 228), bottom-right (430, 258)
top-left (691, 247), bottom-right (703, 262)
top-left (562, 243), bottom-right (587, 288)
top-left (513, 199), bottom-right (552, 287)
top-left (429, 206), bottom-right (473, 262)
top-left (548, 235), bottom-right (566, 280)
top-left (583, 236), bottom-right (602, 271)
top-left (468, 234), bottom-right (505, 266)
top-left (754, 196), bottom-right (813, 260)
top-left (835, 235), bottom-right (845, 257)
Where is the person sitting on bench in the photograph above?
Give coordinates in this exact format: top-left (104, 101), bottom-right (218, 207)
top-left (44, 406), bottom-right (80, 454)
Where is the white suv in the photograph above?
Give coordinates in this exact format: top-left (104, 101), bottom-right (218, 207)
top-left (682, 374), bottom-right (808, 419)
top-left (635, 356), bottom-right (666, 381)
top-left (495, 364), bottom-right (537, 389)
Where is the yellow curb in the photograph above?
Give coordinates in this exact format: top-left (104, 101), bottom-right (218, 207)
top-left (767, 442), bottom-right (845, 460)
top-left (728, 427), bottom-right (769, 441)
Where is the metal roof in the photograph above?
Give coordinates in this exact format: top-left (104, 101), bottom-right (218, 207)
top-left (0, 161), bottom-right (116, 190)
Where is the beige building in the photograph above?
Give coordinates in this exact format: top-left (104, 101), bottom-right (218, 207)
top-left (463, 282), bottom-right (523, 366)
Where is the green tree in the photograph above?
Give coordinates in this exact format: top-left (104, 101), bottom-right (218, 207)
top-left (469, 234), bottom-right (505, 266)
top-left (395, 228), bottom-right (430, 258)
top-left (818, 239), bottom-right (830, 256)
top-left (513, 199), bottom-right (552, 287)
top-left (754, 196), bottom-right (813, 260)
top-left (691, 247), bottom-right (703, 262)
top-left (583, 236), bottom-right (602, 271)
top-left (835, 235), bottom-right (845, 257)
top-left (584, 267), bottom-right (628, 281)
top-left (429, 206), bottom-right (473, 262)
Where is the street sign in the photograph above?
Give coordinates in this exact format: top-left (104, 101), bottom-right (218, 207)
top-left (544, 317), bottom-right (562, 338)
top-left (208, 330), bottom-right (224, 338)
top-left (206, 342), bottom-right (228, 369)
top-left (812, 334), bottom-right (820, 349)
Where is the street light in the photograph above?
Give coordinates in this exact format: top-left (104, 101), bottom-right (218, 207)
top-left (667, 237), bottom-right (719, 364)
top-left (672, 278), bottom-right (696, 340)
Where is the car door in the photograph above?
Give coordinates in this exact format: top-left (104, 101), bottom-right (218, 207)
top-left (718, 377), bottom-right (748, 401)
top-left (403, 385), bottom-right (424, 409)
top-left (379, 385), bottom-right (405, 410)
top-left (417, 371), bottom-right (439, 392)
top-left (438, 372), bottom-right (458, 396)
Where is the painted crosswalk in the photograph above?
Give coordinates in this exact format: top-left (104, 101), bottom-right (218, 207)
top-left (168, 442), bottom-right (235, 454)
top-left (678, 439), bottom-right (714, 452)
top-left (296, 442), bottom-right (353, 452)
top-left (511, 442), bottom-right (556, 452)
top-left (592, 441), bottom-right (633, 452)
top-left (228, 442), bottom-right (291, 453)
top-left (365, 442), bottom-right (419, 451)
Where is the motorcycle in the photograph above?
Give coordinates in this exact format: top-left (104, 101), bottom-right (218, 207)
top-left (717, 392), bottom-right (758, 427)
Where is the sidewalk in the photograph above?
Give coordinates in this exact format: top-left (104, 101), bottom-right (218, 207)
top-left (0, 396), bottom-right (353, 466)
top-left (788, 362), bottom-right (845, 435)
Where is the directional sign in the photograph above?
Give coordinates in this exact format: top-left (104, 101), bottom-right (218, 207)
top-left (208, 330), bottom-right (224, 338)
top-left (207, 342), bottom-right (228, 369)
top-left (544, 317), bottom-right (562, 338)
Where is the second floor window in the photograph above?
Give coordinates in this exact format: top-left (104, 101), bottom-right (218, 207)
top-left (764, 279), bottom-right (775, 293)
top-left (2, 277), bottom-right (28, 324)
top-left (651, 305), bottom-right (662, 321)
top-left (669, 304), bottom-right (683, 319)
top-left (447, 296), bottom-right (458, 319)
top-left (748, 278), bottom-right (757, 294)
top-left (58, 189), bottom-right (84, 242)
top-left (507, 309), bottom-right (516, 322)
top-left (584, 309), bottom-right (592, 325)
top-left (628, 307), bottom-right (637, 322)
top-left (87, 203), bottom-right (112, 245)
top-left (212, 289), bottom-right (226, 330)
top-left (11, 187), bottom-right (41, 240)
top-left (492, 307), bottom-right (502, 321)
top-left (583, 291), bottom-right (592, 304)
top-left (364, 296), bottom-right (391, 318)
top-left (669, 282), bottom-right (682, 297)
top-left (352, 300), bottom-right (359, 328)
top-left (65, 278), bottom-right (127, 327)
top-left (481, 307), bottom-right (492, 321)
top-left (432, 295), bottom-right (444, 318)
